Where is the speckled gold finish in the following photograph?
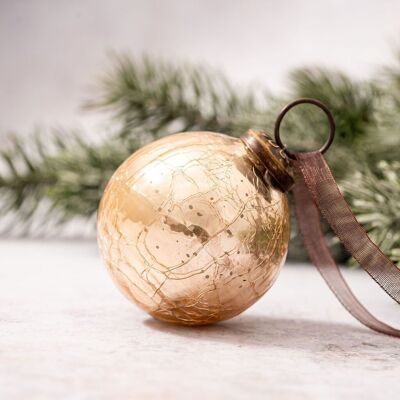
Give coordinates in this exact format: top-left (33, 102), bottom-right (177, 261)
top-left (97, 132), bottom-right (290, 325)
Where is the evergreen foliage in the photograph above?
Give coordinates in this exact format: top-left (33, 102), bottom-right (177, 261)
top-left (0, 53), bottom-right (399, 262)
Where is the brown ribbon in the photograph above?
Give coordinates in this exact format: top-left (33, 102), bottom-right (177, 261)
top-left (293, 151), bottom-right (400, 337)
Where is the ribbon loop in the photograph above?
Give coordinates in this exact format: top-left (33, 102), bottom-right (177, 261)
top-left (293, 151), bottom-right (400, 337)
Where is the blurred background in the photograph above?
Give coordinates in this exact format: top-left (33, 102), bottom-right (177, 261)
top-left (1, 0), bottom-right (400, 262)
top-left (1, 0), bottom-right (400, 133)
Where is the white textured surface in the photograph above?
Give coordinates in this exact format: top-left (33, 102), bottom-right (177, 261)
top-left (1, 239), bottom-right (399, 400)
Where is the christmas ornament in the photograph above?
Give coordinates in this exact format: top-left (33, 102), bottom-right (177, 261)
top-left (97, 129), bottom-right (293, 325)
top-left (98, 98), bottom-right (400, 337)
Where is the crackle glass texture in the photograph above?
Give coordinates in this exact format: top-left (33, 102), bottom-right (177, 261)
top-left (97, 132), bottom-right (290, 325)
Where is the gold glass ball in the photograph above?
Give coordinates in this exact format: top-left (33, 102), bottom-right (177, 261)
top-left (97, 132), bottom-right (290, 325)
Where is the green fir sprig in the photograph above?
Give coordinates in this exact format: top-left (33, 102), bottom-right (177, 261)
top-left (0, 53), bottom-right (399, 265)
top-left (342, 161), bottom-right (400, 264)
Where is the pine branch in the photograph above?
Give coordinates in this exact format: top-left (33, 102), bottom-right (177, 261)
top-left (44, 136), bottom-right (137, 218)
top-left (342, 161), bottom-right (400, 265)
top-left (361, 52), bottom-right (400, 169)
top-left (0, 130), bottom-right (141, 234)
top-left (86, 54), bottom-right (266, 138)
top-left (0, 133), bottom-right (55, 231)
top-left (87, 56), bottom-right (380, 177)
top-left (289, 68), bottom-right (377, 143)
top-left (0, 53), bottom-right (398, 247)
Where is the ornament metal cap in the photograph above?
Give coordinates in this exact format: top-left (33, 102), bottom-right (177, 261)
top-left (241, 129), bottom-right (294, 192)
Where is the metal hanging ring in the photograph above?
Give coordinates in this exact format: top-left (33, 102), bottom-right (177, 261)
top-left (274, 98), bottom-right (336, 159)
